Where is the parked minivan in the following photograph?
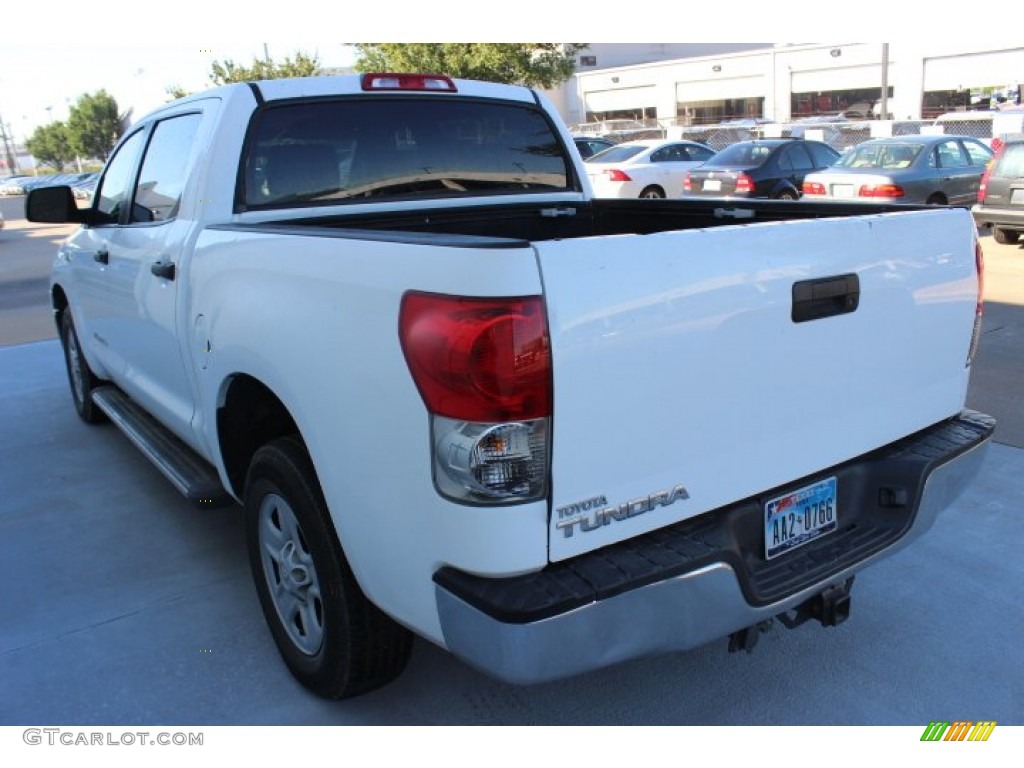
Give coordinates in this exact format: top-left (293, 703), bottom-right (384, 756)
top-left (973, 135), bottom-right (1024, 245)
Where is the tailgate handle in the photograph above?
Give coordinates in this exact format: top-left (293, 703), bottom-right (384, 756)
top-left (792, 274), bottom-right (859, 323)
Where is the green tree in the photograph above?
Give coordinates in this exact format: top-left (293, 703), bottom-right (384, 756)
top-left (166, 50), bottom-right (321, 101)
top-left (353, 44), bottom-right (588, 89)
top-left (210, 50), bottom-right (321, 84)
top-left (165, 84), bottom-right (190, 101)
top-left (66, 90), bottom-right (123, 161)
top-left (26, 121), bottom-right (74, 171)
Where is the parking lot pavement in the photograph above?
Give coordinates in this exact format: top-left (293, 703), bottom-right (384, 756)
top-left (1, 339), bottom-right (1022, 725)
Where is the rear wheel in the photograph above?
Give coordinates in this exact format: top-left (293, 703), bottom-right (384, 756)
top-left (992, 227), bottom-right (1020, 245)
top-left (775, 189), bottom-right (799, 200)
top-left (639, 186), bottom-right (665, 199)
top-left (925, 193), bottom-right (947, 205)
top-left (59, 310), bottom-right (106, 424)
top-left (245, 436), bottom-right (413, 699)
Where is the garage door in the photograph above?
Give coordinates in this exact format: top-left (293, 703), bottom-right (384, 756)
top-left (584, 86), bottom-right (657, 114)
top-left (791, 65), bottom-right (888, 93)
top-left (924, 49), bottom-right (1024, 90)
top-left (675, 76), bottom-right (764, 101)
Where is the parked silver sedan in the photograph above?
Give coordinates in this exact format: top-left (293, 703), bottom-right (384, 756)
top-left (802, 135), bottom-right (993, 207)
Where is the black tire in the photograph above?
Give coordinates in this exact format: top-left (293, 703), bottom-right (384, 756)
top-left (59, 310), bottom-right (106, 424)
top-left (926, 193), bottom-right (947, 205)
top-left (244, 436), bottom-right (413, 699)
top-left (992, 227), bottom-right (1020, 245)
top-left (639, 186), bottom-right (665, 199)
top-left (775, 189), bottom-right (799, 200)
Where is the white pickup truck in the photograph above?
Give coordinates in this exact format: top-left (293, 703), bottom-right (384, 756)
top-left (28, 73), bottom-right (995, 699)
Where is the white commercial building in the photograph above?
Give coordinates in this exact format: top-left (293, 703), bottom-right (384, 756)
top-left (546, 43), bottom-right (1023, 128)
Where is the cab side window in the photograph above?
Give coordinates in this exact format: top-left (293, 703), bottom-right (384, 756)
top-left (132, 114), bottom-right (203, 223)
top-left (94, 131), bottom-right (146, 221)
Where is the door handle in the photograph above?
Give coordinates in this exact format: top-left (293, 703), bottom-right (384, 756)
top-left (792, 274), bottom-right (860, 323)
top-left (93, 248), bottom-right (109, 264)
top-left (151, 261), bottom-right (176, 280)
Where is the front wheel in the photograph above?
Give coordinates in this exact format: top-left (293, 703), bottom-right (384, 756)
top-left (993, 227), bottom-right (1020, 245)
top-left (59, 310), bottom-right (106, 424)
top-left (244, 436), bottom-right (413, 699)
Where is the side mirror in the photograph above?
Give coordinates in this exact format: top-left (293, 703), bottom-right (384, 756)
top-left (26, 186), bottom-right (86, 224)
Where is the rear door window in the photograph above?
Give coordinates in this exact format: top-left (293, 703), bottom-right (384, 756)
top-left (686, 145), bottom-right (716, 162)
top-left (959, 139), bottom-right (993, 167)
top-left (785, 144), bottom-right (815, 171)
top-left (807, 142), bottom-right (839, 167)
top-left (936, 140), bottom-right (969, 168)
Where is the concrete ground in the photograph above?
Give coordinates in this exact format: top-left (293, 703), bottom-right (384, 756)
top-left (1, 197), bottom-right (1022, 725)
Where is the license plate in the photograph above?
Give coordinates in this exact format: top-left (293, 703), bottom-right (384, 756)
top-left (1011, 188), bottom-right (1024, 204)
top-left (764, 477), bottom-right (838, 560)
top-left (831, 184), bottom-right (855, 198)
top-left (702, 179), bottom-right (721, 192)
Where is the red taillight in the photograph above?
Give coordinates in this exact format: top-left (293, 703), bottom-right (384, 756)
top-left (361, 73), bottom-right (457, 92)
top-left (978, 167), bottom-right (991, 203)
top-left (735, 173), bottom-right (754, 193)
top-left (604, 169), bottom-right (632, 182)
top-left (399, 293), bottom-right (552, 422)
top-left (684, 171), bottom-right (692, 192)
top-left (978, 144), bottom-right (1003, 203)
top-left (859, 184), bottom-right (904, 198)
top-left (803, 181), bottom-right (825, 196)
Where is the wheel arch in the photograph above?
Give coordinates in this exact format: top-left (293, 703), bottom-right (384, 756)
top-left (773, 182), bottom-right (800, 199)
top-left (51, 283), bottom-right (69, 332)
top-left (638, 184), bottom-right (666, 199)
top-left (217, 374), bottom-right (302, 498)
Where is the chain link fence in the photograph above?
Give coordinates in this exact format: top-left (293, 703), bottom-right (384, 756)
top-left (572, 113), bottom-right (1017, 154)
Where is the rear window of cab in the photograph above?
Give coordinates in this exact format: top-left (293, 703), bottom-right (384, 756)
top-left (241, 98), bottom-right (573, 209)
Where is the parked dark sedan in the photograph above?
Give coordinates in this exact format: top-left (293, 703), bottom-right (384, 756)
top-left (683, 139), bottom-right (840, 199)
top-left (972, 135), bottom-right (1024, 244)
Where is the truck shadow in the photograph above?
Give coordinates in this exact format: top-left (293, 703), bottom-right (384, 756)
top-left (967, 298), bottom-right (1024, 449)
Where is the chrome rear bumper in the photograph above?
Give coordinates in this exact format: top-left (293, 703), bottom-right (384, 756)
top-left (435, 411), bottom-right (994, 684)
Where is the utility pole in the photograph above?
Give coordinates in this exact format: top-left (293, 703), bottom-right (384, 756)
top-left (0, 109), bottom-right (17, 174)
top-left (880, 43), bottom-right (890, 120)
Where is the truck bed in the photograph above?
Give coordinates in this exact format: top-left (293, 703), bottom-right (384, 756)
top-left (225, 198), bottom-right (926, 244)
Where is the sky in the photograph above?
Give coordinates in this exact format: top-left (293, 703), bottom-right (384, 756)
top-left (0, 39), bottom-right (357, 139)
top-left (2, 1), bottom-right (1020, 142)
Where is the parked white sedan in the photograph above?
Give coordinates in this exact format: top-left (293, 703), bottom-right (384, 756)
top-left (585, 139), bottom-right (716, 198)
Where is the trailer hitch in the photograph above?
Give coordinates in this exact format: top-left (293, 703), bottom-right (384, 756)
top-left (777, 577), bottom-right (855, 630)
top-left (727, 577), bottom-right (855, 654)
